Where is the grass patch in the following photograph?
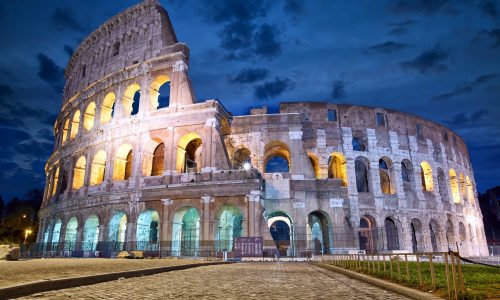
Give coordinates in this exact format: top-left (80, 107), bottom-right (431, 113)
top-left (329, 259), bottom-right (500, 299)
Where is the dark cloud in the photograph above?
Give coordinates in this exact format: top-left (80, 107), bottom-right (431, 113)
top-left (473, 29), bottom-right (500, 48)
top-left (254, 24), bottom-right (281, 58)
top-left (387, 19), bottom-right (418, 35)
top-left (332, 80), bottom-right (346, 100)
top-left (479, 0), bottom-right (498, 18)
top-left (0, 84), bottom-right (14, 96)
top-left (36, 53), bottom-right (64, 92)
top-left (391, 0), bottom-right (454, 15)
top-left (230, 68), bottom-right (269, 85)
top-left (399, 44), bottom-right (450, 73)
top-left (446, 109), bottom-right (489, 126)
top-left (17, 140), bottom-right (53, 157)
top-left (432, 73), bottom-right (498, 100)
top-left (63, 45), bottom-right (74, 57)
top-left (200, 0), bottom-right (270, 24)
top-left (219, 20), bottom-right (255, 56)
top-left (470, 109), bottom-right (488, 122)
top-left (284, 0), bottom-right (305, 18)
top-left (366, 41), bottom-right (409, 54)
top-left (51, 7), bottom-right (84, 32)
top-left (0, 115), bottom-right (24, 127)
top-left (254, 77), bottom-right (293, 100)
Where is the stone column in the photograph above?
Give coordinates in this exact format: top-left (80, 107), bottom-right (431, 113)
top-left (165, 127), bottom-right (176, 174)
top-left (202, 118), bottom-right (217, 172)
top-left (160, 199), bottom-right (173, 255)
top-left (246, 190), bottom-right (261, 237)
top-left (58, 222), bottom-right (67, 253)
top-left (75, 222), bottom-right (83, 252)
top-left (200, 196), bottom-right (213, 253)
top-left (169, 61), bottom-right (195, 107)
top-left (139, 75), bottom-right (151, 114)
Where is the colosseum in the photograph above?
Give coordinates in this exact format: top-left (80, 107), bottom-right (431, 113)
top-left (37, 0), bottom-right (488, 258)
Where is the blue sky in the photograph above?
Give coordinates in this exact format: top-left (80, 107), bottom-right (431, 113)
top-left (0, 0), bottom-right (499, 200)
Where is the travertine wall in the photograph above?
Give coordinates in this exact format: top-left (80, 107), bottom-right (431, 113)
top-left (37, 0), bottom-right (488, 257)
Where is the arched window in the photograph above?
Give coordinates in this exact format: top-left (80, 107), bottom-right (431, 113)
top-left (100, 92), bottom-right (116, 124)
top-left (429, 220), bottom-right (438, 252)
top-left (449, 169), bottom-right (461, 203)
top-left (123, 83), bottom-right (141, 116)
top-left (70, 110), bottom-right (80, 140)
top-left (420, 161), bottom-right (433, 191)
top-left (352, 137), bottom-right (365, 151)
top-left (466, 176), bottom-right (475, 205)
top-left (379, 158), bottom-right (394, 194)
top-left (108, 212), bottom-right (127, 251)
top-left (308, 154), bottom-right (320, 179)
top-left (459, 173), bottom-right (467, 201)
top-left (172, 207), bottom-right (200, 256)
top-left (51, 166), bottom-right (60, 196)
top-left (232, 148), bottom-right (251, 169)
top-left (308, 211), bottom-right (332, 254)
top-left (177, 133), bottom-right (203, 173)
top-left (355, 157), bottom-right (369, 193)
top-left (264, 141), bottom-right (291, 173)
top-left (83, 102), bottom-right (96, 131)
top-left (90, 150), bottom-right (106, 186)
top-left (82, 215), bottom-right (99, 251)
top-left (385, 217), bottom-right (399, 250)
top-left (328, 153), bottom-right (347, 186)
top-left (72, 156), bottom-right (86, 190)
top-left (437, 168), bottom-right (448, 202)
top-left (401, 161), bottom-right (411, 182)
top-left (216, 206), bottom-right (243, 251)
top-left (113, 144), bottom-right (133, 181)
top-left (150, 75), bottom-right (170, 109)
top-left (62, 118), bottom-right (69, 145)
top-left (151, 143), bottom-right (165, 176)
top-left (136, 210), bottom-right (160, 251)
top-left (64, 217), bottom-right (78, 251)
top-left (358, 215), bottom-right (376, 253)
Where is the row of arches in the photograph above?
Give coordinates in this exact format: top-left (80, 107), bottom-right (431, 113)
top-left (59, 77), bottom-right (171, 147)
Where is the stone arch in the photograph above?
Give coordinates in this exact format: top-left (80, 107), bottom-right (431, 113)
top-left (70, 110), bottom-right (80, 140)
top-left (445, 220), bottom-right (455, 249)
top-left (83, 101), bottom-right (96, 131)
top-left (459, 222), bottom-right (467, 242)
top-left (437, 168), bottom-right (448, 202)
top-left (122, 83), bottom-right (141, 116)
top-left (51, 165), bottom-right (60, 196)
top-left (449, 169), bottom-right (461, 203)
top-left (108, 211), bottom-right (127, 248)
top-left (379, 157), bottom-right (395, 194)
top-left (264, 141), bottom-right (291, 173)
top-left (232, 147), bottom-right (251, 169)
top-left (90, 150), bottom-right (106, 186)
top-left (355, 156), bottom-right (370, 193)
top-left (64, 216), bottom-right (78, 251)
top-left (136, 209), bottom-right (160, 250)
top-left (267, 211), bottom-right (293, 257)
top-left (328, 152), bottom-right (347, 186)
top-left (72, 156), bottom-right (86, 190)
top-left (142, 138), bottom-right (165, 176)
top-left (113, 144), bottom-right (133, 180)
top-left (172, 207), bottom-right (200, 256)
top-left (358, 215), bottom-right (377, 253)
top-left (466, 176), bottom-right (475, 205)
top-left (401, 159), bottom-right (414, 184)
top-left (100, 92), bottom-right (116, 124)
top-left (420, 161), bottom-right (434, 192)
top-left (384, 216), bottom-right (399, 250)
top-left (308, 210), bottom-right (333, 254)
top-left (62, 118), bottom-right (69, 145)
top-left (308, 153), bottom-right (320, 179)
top-left (459, 173), bottom-right (467, 201)
top-left (82, 214), bottom-right (99, 251)
top-left (176, 132), bottom-right (203, 173)
top-left (51, 219), bottom-right (62, 246)
top-left (215, 205), bottom-right (243, 251)
top-left (150, 74), bottom-right (170, 109)
top-left (410, 218), bottom-right (424, 253)
top-left (429, 219), bottom-right (439, 252)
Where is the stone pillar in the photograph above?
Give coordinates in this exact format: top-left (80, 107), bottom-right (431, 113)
top-left (160, 199), bottom-right (173, 255)
top-left (246, 190), bottom-right (261, 237)
top-left (139, 75), bottom-right (151, 114)
top-left (58, 222), bottom-right (67, 253)
top-left (169, 61), bottom-right (195, 107)
top-left (166, 127), bottom-right (176, 174)
top-left (200, 196), bottom-right (213, 253)
top-left (75, 222), bottom-right (83, 252)
top-left (202, 118), bottom-right (217, 172)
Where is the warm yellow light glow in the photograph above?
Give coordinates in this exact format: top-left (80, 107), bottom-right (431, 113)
top-left (176, 132), bottom-right (202, 173)
top-left (123, 83), bottom-right (140, 115)
top-left (100, 92), bottom-right (116, 124)
top-left (90, 150), bottom-right (106, 185)
top-left (72, 156), bottom-right (86, 190)
top-left (113, 144), bottom-right (133, 180)
top-left (466, 176), bottom-right (475, 205)
top-left (420, 161), bottom-right (434, 191)
top-left (329, 152), bottom-right (348, 186)
top-left (449, 168), bottom-right (461, 203)
top-left (70, 110), bottom-right (80, 140)
top-left (62, 119), bottom-right (69, 145)
top-left (51, 166), bottom-right (59, 196)
top-left (150, 75), bottom-right (170, 110)
top-left (83, 102), bottom-right (96, 131)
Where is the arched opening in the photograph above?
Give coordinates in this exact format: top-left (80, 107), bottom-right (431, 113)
top-left (70, 110), bottom-right (80, 140)
top-left (308, 211), bottom-right (332, 254)
top-left (385, 217), bottom-right (399, 251)
top-left (328, 153), bottom-right (347, 186)
top-left (108, 212), bottom-right (127, 251)
top-left (51, 219), bottom-right (62, 247)
top-left (459, 173), bottom-right (467, 202)
top-left (308, 154), bottom-right (320, 179)
top-left (355, 157), bottom-right (370, 193)
top-left (358, 215), bottom-right (377, 254)
top-left (142, 139), bottom-right (165, 176)
top-left (446, 220), bottom-right (455, 250)
top-left (59, 166), bottom-right (68, 194)
top-left (113, 144), bottom-right (133, 181)
top-left (64, 217), bottom-right (78, 251)
top-left (410, 218), bottom-right (424, 253)
top-left (215, 206), bottom-right (243, 251)
top-left (466, 176), bottom-right (475, 205)
top-left (401, 160), bottom-right (413, 184)
top-left (136, 210), bottom-right (160, 251)
top-left (172, 207), bottom-right (200, 256)
top-left (150, 75), bottom-right (170, 109)
top-left (264, 141), bottom-right (291, 173)
top-left (437, 168), bottom-right (448, 202)
top-left (51, 166), bottom-right (59, 196)
top-left (151, 143), bottom-right (165, 176)
top-left (232, 147), bottom-right (251, 169)
top-left (82, 215), bottom-right (99, 251)
top-left (100, 92), bottom-right (116, 124)
top-left (449, 169), bottom-right (461, 203)
top-left (429, 220), bottom-right (439, 252)
top-left (352, 137), bottom-right (365, 151)
top-left (83, 102), bottom-right (96, 131)
top-left (72, 156), bottom-right (86, 190)
top-left (420, 161), bottom-right (434, 191)
top-left (62, 119), bottom-right (69, 145)
top-left (123, 83), bottom-right (141, 116)
top-left (177, 133), bottom-right (203, 173)
top-left (90, 150), bottom-right (106, 186)
top-left (267, 211), bottom-right (292, 257)
top-left (379, 157), bottom-right (394, 194)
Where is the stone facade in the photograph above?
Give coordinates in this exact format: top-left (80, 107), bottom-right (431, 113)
top-left (37, 0), bottom-right (488, 257)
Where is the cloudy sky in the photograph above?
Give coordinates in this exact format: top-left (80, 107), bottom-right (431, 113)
top-left (0, 0), bottom-right (499, 201)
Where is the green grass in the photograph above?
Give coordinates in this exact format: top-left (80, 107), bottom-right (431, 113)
top-left (329, 259), bottom-right (500, 299)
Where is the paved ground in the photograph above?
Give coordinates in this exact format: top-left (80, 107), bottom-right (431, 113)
top-left (0, 258), bottom-right (205, 287)
top-left (19, 262), bottom-right (410, 299)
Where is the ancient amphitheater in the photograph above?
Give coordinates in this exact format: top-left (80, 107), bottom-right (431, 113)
top-left (37, 0), bottom-right (488, 258)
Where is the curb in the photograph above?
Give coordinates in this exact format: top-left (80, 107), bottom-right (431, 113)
top-left (0, 261), bottom-right (230, 299)
top-left (312, 263), bottom-right (442, 300)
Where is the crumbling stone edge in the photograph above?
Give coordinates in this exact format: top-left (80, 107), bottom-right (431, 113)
top-left (312, 263), bottom-right (442, 300)
top-left (0, 261), bottom-right (231, 299)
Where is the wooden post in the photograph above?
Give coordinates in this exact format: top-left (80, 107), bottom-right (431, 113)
top-left (405, 254), bottom-right (410, 281)
top-left (444, 253), bottom-right (451, 299)
top-left (429, 254), bottom-right (436, 292)
top-left (416, 254), bottom-right (422, 288)
top-left (383, 254), bottom-right (386, 274)
top-left (456, 254), bottom-right (465, 296)
top-left (397, 255), bottom-right (401, 281)
top-left (450, 253), bottom-right (458, 300)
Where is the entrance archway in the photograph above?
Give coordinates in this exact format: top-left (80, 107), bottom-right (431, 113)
top-left (82, 215), bottom-right (99, 251)
top-left (172, 207), bottom-right (200, 256)
top-left (267, 212), bottom-right (292, 256)
top-left (215, 206), bottom-right (243, 251)
top-left (307, 211), bottom-right (332, 254)
top-left (108, 212), bottom-right (127, 251)
top-left (136, 210), bottom-right (160, 251)
top-left (358, 215), bottom-right (377, 253)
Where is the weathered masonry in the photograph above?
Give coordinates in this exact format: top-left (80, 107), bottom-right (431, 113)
top-left (38, 0), bottom-right (488, 257)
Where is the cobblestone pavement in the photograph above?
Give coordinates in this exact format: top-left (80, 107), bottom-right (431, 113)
top-left (20, 262), bottom-right (410, 299)
top-left (0, 258), bottom-right (205, 287)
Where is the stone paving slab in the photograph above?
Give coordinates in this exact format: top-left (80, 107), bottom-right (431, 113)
top-left (19, 262), bottom-right (412, 300)
top-left (0, 258), bottom-right (207, 288)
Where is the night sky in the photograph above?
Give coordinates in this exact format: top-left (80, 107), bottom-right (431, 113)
top-left (0, 0), bottom-right (499, 201)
